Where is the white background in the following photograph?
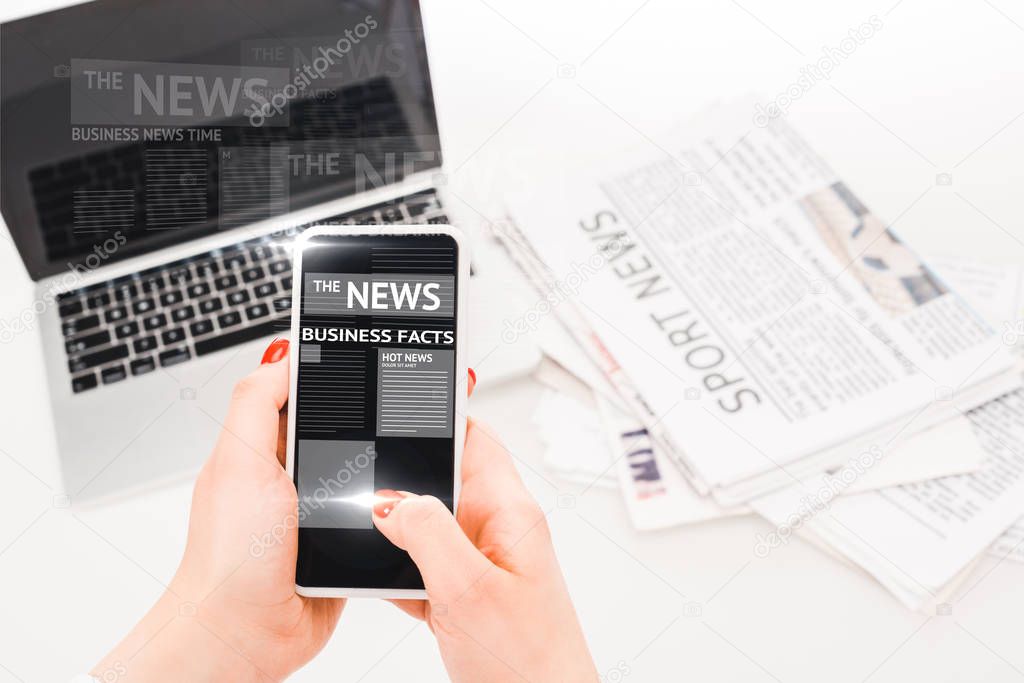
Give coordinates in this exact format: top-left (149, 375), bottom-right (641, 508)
top-left (1, 0), bottom-right (1023, 681)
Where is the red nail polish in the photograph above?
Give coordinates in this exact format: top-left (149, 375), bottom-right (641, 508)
top-left (468, 367), bottom-right (476, 385)
top-left (261, 338), bottom-right (289, 364)
top-left (373, 489), bottom-right (403, 518)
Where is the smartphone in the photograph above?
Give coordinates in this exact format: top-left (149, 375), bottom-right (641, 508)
top-left (286, 225), bottom-right (468, 598)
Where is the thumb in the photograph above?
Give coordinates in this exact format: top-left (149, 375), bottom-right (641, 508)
top-left (218, 338), bottom-right (290, 466)
top-left (373, 491), bottom-right (493, 600)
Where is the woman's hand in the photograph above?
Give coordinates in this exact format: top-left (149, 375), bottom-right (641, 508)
top-left (372, 400), bottom-right (598, 682)
top-left (92, 337), bottom-right (596, 682)
top-left (92, 339), bottom-right (342, 682)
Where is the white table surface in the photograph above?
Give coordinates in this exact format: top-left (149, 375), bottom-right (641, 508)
top-left (1, 0), bottom-right (1023, 681)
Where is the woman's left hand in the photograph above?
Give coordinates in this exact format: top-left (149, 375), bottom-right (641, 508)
top-left (92, 339), bottom-right (343, 682)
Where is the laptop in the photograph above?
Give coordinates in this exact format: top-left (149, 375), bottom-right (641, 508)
top-left (1, 0), bottom-right (538, 504)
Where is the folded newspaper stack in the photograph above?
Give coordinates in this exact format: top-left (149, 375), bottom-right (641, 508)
top-left (496, 97), bottom-right (1024, 610)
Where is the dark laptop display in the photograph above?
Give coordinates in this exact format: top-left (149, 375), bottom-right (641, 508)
top-left (1, 0), bottom-right (442, 279)
top-left (0, 0), bottom-right (451, 395)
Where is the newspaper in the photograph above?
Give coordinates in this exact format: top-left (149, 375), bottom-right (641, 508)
top-left (532, 366), bottom-right (618, 489)
top-left (991, 520), bottom-right (1024, 562)
top-left (924, 255), bottom-right (1024, 562)
top-left (925, 255), bottom-right (1024, 366)
top-left (524, 321), bottom-right (746, 525)
top-left (532, 337), bottom-right (984, 530)
top-left (529, 326), bottom-right (740, 523)
top-left (751, 389), bottom-right (1024, 610)
top-left (595, 393), bottom-right (746, 530)
top-left (549, 367), bottom-right (983, 530)
top-left (503, 97), bottom-right (1018, 504)
top-left (494, 211), bottom-right (701, 489)
top-left (749, 256), bottom-right (1024, 608)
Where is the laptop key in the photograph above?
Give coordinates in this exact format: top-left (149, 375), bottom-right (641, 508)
top-left (143, 313), bottom-right (168, 331)
top-left (227, 290), bottom-right (250, 306)
top-left (268, 259), bottom-right (290, 275)
top-left (132, 298), bottom-right (156, 315)
top-left (198, 297), bottom-right (223, 314)
top-left (71, 372), bottom-right (99, 393)
top-left (130, 357), bottom-right (156, 376)
top-left (115, 321), bottom-right (140, 339)
top-left (186, 282), bottom-right (210, 298)
top-left (68, 344), bottom-right (129, 373)
top-left (160, 290), bottom-right (184, 307)
top-left (140, 274), bottom-right (165, 292)
top-left (246, 303), bottom-right (270, 320)
top-left (86, 291), bottom-right (111, 308)
top-left (194, 261), bottom-right (220, 277)
top-left (272, 296), bottom-right (291, 312)
top-left (189, 319), bottom-right (214, 336)
top-left (281, 275), bottom-right (292, 290)
top-left (105, 306), bottom-right (128, 323)
top-left (101, 364), bottom-right (128, 385)
top-left (62, 314), bottom-right (100, 336)
top-left (66, 330), bottom-right (111, 354)
top-left (113, 283), bottom-right (139, 301)
top-left (223, 253), bottom-right (246, 269)
top-left (242, 266), bottom-right (265, 283)
top-left (218, 311), bottom-right (242, 328)
top-left (159, 347), bottom-right (192, 367)
top-left (254, 281), bottom-right (278, 298)
top-left (134, 336), bottom-right (157, 353)
top-left (214, 274), bottom-right (238, 290)
top-left (167, 266), bottom-right (192, 285)
top-left (195, 318), bottom-right (285, 356)
top-left (162, 328), bottom-right (186, 345)
top-left (58, 299), bottom-right (84, 317)
top-left (171, 305), bottom-right (195, 322)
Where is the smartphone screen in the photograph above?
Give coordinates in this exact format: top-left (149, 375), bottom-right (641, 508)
top-left (291, 230), bottom-right (460, 591)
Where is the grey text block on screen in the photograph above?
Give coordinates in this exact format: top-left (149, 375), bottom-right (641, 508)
top-left (297, 440), bottom-right (376, 529)
top-left (375, 348), bottom-right (454, 438)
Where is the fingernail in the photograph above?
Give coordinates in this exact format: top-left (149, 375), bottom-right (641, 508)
top-left (468, 367), bottom-right (476, 385)
top-left (373, 489), bottom-right (405, 519)
top-left (261, 338), bottom-right (289, 364)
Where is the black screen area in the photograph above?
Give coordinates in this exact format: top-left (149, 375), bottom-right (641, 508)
top-left (1, 0), bottom-right (440, 279)
top-left (294, 232), bottom-right (457, 590)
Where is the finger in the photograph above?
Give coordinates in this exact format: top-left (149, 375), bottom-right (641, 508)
top-left (467, 367), bottom-right (476, 397)
top-left (460, 417), bottom-right (525, 487)
top-left (388, 598), bottom-right (427, 621)
top-left (373, 491), bottom-right (494, 600)
top-left (217, 339), bottom-right (290, 466)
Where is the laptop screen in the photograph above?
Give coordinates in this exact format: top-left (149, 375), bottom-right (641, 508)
top-left (1, 0), bottom-right (441, 280)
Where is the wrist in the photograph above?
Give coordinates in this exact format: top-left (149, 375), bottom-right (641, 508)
top-left (531, 608), bottom-right (598, 682)
top-left (93, 590), bottom-right (271, 683)
top-left (533, 645), bottom-right (598, 683)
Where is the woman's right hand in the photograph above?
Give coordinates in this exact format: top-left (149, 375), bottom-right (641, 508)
top-left (372, 393), bottom-right (597, 682)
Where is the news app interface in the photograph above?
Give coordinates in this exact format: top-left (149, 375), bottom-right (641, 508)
top-left (294, 232), bottom-right (457, 589)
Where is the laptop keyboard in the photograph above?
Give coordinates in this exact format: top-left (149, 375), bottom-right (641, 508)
top-left (58, 190), bottom-right (449, 393)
